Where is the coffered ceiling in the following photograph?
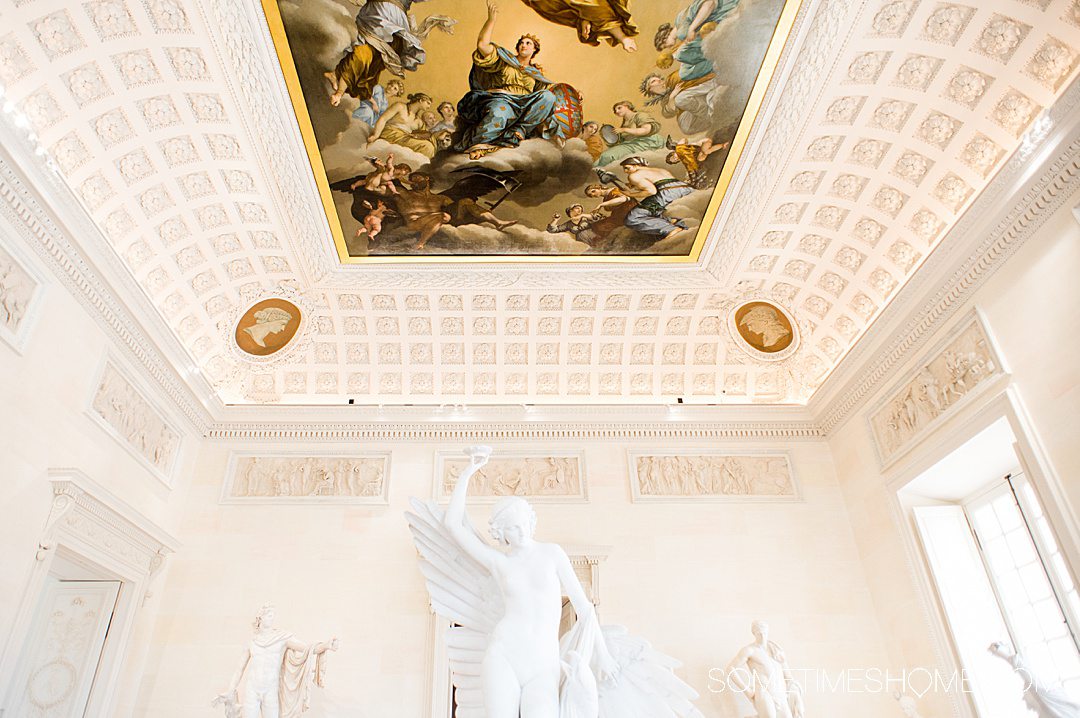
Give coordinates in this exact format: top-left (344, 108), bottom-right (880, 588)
top-left (0, 0), bottom-right (1077, 406)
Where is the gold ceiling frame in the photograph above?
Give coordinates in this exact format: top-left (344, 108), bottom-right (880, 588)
top-left (260, 0), bottom-right (804, 265)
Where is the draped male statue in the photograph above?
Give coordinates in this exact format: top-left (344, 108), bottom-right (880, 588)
top-left (726, 621), bottom-right (804, 718)
top-left (213, 603), bottom-right (338, 718)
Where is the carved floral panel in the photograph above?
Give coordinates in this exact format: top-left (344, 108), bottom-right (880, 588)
top-left (223, 453), bottom-right (390, 504)
top-left (435, 452), bottom-right (586, 502)
top-left (869, 312), bottom-right (1003, 464)
top-left (89, 362), bottom-right (181, 480)
top-left (629, 451), bottom-right (798, 501)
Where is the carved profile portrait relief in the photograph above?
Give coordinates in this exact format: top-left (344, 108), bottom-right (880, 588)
top-left (733, 301), bottom-right (795, 354)
top-left (234, 298), bottom-right (301, 356)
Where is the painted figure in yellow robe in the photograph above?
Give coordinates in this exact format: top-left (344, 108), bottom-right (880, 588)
top-left (519, 0), bottom-right (639, 52)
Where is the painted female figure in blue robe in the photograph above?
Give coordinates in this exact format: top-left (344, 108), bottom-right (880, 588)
top-left (453, 1), bottom-right (582, 159)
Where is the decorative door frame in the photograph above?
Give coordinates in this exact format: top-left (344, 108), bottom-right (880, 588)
top-left (0, 469), bottom-right (178, 717)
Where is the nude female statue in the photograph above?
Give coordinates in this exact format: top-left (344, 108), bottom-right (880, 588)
top-left (443, 447), bottom-right (618, 717)
top-left (406, 447), bottom-right (705, 718)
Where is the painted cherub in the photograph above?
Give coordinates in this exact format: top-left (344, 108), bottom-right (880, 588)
top-left (356, 200), bottom-right (396, 242)
top-left (351, 154), bottom-right (401, 196)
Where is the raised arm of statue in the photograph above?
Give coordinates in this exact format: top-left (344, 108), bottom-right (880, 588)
top-left (285, 636), bottom-right (340, 655)
top-left (443, 446), bottom-right (500, 569)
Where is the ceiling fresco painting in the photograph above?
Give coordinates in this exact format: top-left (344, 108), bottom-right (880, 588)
top-left (264, 0), bottom-right (801, 262)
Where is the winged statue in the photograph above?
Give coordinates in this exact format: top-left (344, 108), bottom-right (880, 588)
top-left (406, 446), bottom-right (705, 718)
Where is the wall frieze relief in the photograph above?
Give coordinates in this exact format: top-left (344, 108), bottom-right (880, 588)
top-left (867, 311), bottom-right (1005, 466)
top-left (88, 358), bottom-right (183, 485)
top-left (222, 452), bottom-right (390, 504)
top-left (628, 450), bottom-right (800, 502)
top-left (434, 451), bottom-right (587, 503)
top-left (0, 232), bottom-right (46, 354)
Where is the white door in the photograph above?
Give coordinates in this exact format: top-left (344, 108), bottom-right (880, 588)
top-left (5, 577), bottom-right (121, 718)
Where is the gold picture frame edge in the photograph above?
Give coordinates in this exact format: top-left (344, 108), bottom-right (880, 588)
top-left (259, 0), bottom-right (805, 265)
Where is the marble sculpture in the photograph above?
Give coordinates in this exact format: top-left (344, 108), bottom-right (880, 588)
top-left (214, 603), bottom-right (338, 718)
top-left (406, 445), bottom-right (704, 718)
top-left (726, 621), bottom-right (804, 718)
top-left (989, 641), bottom-right (1080, 718)
top-left (894, 691), bottom-right (924, 717)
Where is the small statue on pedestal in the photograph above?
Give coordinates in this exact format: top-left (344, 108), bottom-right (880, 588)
top-left (727, 620), bottom-right (805, 718)
top-left (213, 603), bottom-right (338, 718)
top-left (894, 691), bottom-right (924, 717)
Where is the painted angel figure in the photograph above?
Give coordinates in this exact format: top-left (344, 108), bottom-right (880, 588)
top-left (406, 446), bottom-right (705, 718)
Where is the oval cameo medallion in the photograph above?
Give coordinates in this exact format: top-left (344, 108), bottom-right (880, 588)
top-left (234, 298), bottom-right (302, 356)
top-left (733, 301), bottom-right (795, 354)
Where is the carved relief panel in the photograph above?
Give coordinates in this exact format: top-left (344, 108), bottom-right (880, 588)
top-left (0, 239), bottom-right (43, 352)
top-left (628, 450), bottom-right (799, 502)
top-left (434, 451), bottom-right (587, 503)
top-left (868, 311), bottom-right (1004, 465)
top-left (222, 453), bottom-right (391, 504)
top-left (88, 361), bottom-right (181, 483)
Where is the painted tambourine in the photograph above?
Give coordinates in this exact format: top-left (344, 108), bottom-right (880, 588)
top-left (600, 123), bottom-right (621, 145)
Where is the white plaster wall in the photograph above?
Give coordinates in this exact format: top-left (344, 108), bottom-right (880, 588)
top-left (0, 235), bottom-right (196, 716)
top-left (827, 194), bottom-right (1080, 716)
top-left (137, 438), bottom-right (894, 717)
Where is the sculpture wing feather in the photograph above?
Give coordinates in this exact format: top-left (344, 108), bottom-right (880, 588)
top-left (597, 625), bottom-right (705, 718)
top-left (406, 497), bottom-right (504, 718)
top-left (406, 497), bottom-right (503, 631)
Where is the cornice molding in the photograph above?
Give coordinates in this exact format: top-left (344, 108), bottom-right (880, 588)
top-left (813, 90), bottom-right (1080, 434)
top-left (0, 135), bottom-right (215, 435)
top-left (206, 419), bottom-right (823, 442)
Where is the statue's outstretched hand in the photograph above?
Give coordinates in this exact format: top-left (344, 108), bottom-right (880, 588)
top-left (465, 445), bottom-right (492, 469)
top-left (329, 637), bottom-right (340, 651)
top-left (596, 652), bottom-right (620, 682)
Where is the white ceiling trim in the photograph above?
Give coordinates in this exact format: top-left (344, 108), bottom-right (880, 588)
top-left (0, 134), bottom-right (215, 433)
top-left (814, 80), bottom-right (1080, 433)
